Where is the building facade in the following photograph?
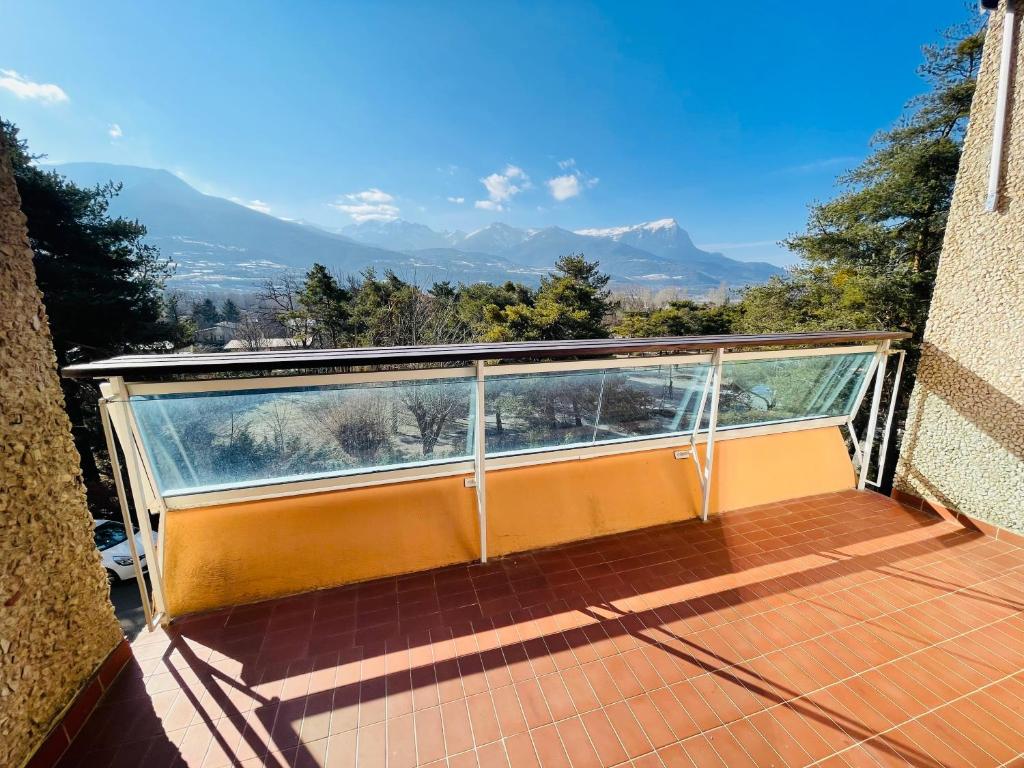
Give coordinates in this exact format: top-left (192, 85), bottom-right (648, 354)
top-left (895, 2), bottom-right (1024, 534)
top-left (0, 132), bottom-right (124, 768)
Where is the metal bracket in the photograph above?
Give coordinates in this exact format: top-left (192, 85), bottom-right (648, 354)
top-left (857, 341), bottom-right (890, 490)
top-left (864, 349), bottom-right (906, 489)
top-left (473, 360), bottom-right (488, 562)
top-left (686, 348), bottom-right (723, 522)
top-left (99, 399), bottom-right (154, 630)
top-left (98, 381), bottom-right (169, 628)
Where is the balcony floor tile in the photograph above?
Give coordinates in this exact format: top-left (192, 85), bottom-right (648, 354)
top-left (58, 490), bottom-right (1024, 766)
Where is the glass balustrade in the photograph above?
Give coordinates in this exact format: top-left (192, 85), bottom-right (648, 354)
top-left (128, 350), bottom-right (875, 497)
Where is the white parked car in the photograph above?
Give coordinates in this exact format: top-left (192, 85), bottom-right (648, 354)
top-left (92, 519), bottom-right (156, 586)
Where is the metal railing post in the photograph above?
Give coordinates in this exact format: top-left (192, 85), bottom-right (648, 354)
top-left (474, 360), bottom-right (488, 562)
top-left (99, 399), bottom-right (154, 629)
top-left (857, 341), bottom-right (890, 490)
top-left (701, 348), bottom-right (724, 522)
top-left (868, 349), bottom-right (906, 488)
top-left (102, 379), bottom-right (169, 621)
top-left (688, 360), bottom-right (716, 488)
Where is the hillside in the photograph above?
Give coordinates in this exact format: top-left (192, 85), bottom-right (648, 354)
top-left (53, 162), bottom-right (784, 294)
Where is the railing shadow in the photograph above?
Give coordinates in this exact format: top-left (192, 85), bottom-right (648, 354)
top-left (59, 491), bottom-right (1022, 766)
top-left (898, 342), bottom-right (1024, 516)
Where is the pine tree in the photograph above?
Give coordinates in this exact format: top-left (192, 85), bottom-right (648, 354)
top-left (191, 298), bottom-right (220, 328)
top-left (484, 254), bottom-right (616, 341)
top-left (220, 298), bottom-right (241, 323)
top-left (2, 119), bottom-right (174, 514)
top-left (299, 263), bottom-right (350, 347)
top-left (739, 22), bottom-right (985, 341)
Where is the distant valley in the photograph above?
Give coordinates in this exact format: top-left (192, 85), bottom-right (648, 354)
top-left (53, 162), bottom-right (784, 296)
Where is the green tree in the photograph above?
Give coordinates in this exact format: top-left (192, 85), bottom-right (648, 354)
top-left (484, 254), bottom-right (615, 341)
top-left (220, 298), bottom-right (241, 323)
top-left (735, 19), bottom-right (984, 489)
top-left (191, 298), bottom-right (220, 328)
top-left (2, 119), bottom-right (174, 514)
top-left (614, 299), bottom-right (741, 337)
top-left (739, 22), bottom-right (984, 341)
top-left (299, 263), bottom-right (350, 347)
top-left (163, 292), bottom-right (196, 346)
top-left (346, 269), bottom-right (469, 347)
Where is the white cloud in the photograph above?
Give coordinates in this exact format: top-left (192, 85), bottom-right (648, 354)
top-left (475, 164), bottom-right (529, 210)
top-left (547, 174), bottom-right (581, 202)
top-left (0, 69), bottom-right (69, 104)
top-left (447, 196), bottom-right (465, 204)
top-left (331, 188), bottom-right (400, 221)
top-left (349, 187), bottom-right (394, 204)
top-left (545, 161), bottom-right (598, 202)
top-left (230, 197), bottom-right (273, 214)
top-left (108, 123), bottom-right (123, 139)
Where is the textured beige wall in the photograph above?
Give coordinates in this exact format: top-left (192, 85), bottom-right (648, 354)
top-left (895, 3), bottom-right (1024, 532)
top-left (0, 138), bottom-right (123, 765)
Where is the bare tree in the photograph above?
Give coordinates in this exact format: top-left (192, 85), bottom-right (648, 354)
top-left (232, 312), bottom-right (284, 350)
top-left (400, 382), bottom-right (468, 456)
top-left (310, 392), bottom-right (393, 464)
top-left (258, 273), bottom-right (315, 348)
top-left (373, 288), bottom-right (470, 348)
top-left (258, 399), bottom-right (297, 452)
top-left (367, 289), bottom-right (473, 456)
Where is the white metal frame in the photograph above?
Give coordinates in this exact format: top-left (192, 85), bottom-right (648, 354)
top-left (159, 414), bottom-right (851, 510)
top-left (985, 0), bottom-right (1016, 212)
top-left (472, 360), bottom-right (488, 562)
top-left (99, 399), bottom-right (154, 629)
top-left (864, 349), bottom-right (906, 489)
top-left (487, 353), bottom-right (714, 377)
top-left (716, 344), bottom-right (878, 362)
top-left (118, 344), bottom-right (882, 504)
top-left (100, 379), bottom-right (169, 625)
top-left (96, 341), bottom-right (898, 611)
top-left (685, 348), bottom-right (724, 523)
top-left (126, 364), bottom-right (477, 396)
top-left (856, 341), bottom-right (891, 490)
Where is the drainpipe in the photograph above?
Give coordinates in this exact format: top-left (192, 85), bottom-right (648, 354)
top-left (984, 0), bottom-right (1016, 212)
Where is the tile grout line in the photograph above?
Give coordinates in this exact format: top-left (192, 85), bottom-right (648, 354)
top-left (804, 664), bottom-right (1024, 767)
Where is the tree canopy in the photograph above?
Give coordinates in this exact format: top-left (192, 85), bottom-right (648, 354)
top-left (739, 23), bottom-right (984, 342)
top-left (3, 120), bottom-right (174, 364)
top-left (483, 254), bottom-right (616, 341)
top-left (2, 119), bottom-right (177, 514)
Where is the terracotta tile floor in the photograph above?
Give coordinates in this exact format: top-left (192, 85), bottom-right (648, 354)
top-left (60, 490), bottom-right (1024, 767)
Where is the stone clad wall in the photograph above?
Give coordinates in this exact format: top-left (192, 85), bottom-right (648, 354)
top-left (895, 3), bottom-right (1024, 532)
top-left (0, 137), bottom-right (123, 765)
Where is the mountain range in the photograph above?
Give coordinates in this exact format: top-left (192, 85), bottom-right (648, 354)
top-left (52, 162), bottom-right (784, 295)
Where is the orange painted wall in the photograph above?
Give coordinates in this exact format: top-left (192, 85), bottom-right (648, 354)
top-left (163, 426), bottom-right (854, 615)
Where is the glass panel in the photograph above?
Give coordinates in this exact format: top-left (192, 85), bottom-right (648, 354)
top-left (130, 377), bottom-right (474, 495)
top-left (128, 351), bottom-right (874, 498)
top-left (714, 352), bottom-right (873, 429)
top-left (484, 363), bottom-right (711, 455)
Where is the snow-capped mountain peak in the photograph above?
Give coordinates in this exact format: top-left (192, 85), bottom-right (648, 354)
top-left (460, 222), bottom-right (531, 253)
top-left (574, 218), bottom-right (680, 239)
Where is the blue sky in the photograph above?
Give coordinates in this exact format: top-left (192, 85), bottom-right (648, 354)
top-left (3, 1), bottom-right (972, 266)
